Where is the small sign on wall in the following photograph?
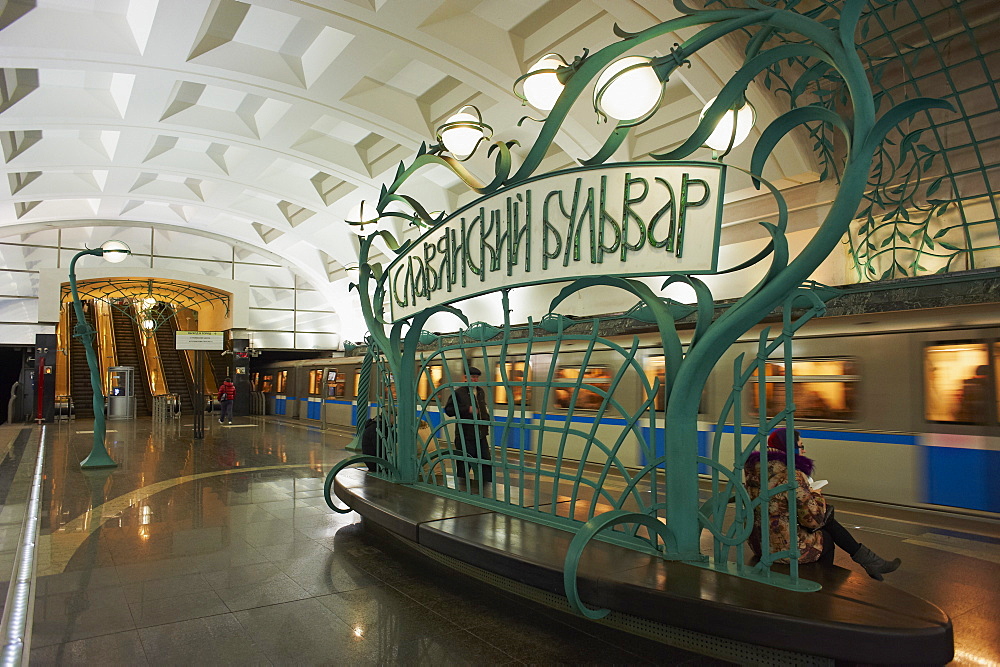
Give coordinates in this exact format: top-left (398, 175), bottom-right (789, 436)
top-left (175, 331), bottom-right (224, 350)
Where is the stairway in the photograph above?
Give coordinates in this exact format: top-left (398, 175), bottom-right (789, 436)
top-left (110, 304), bottom-right (152, 416)
top-left (152, 305), bottom-right (195, 415)
top-left (68, 304), bottom-right (97, 418)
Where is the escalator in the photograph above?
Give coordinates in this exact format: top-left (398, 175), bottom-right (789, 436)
top-left (152, 304), bottom-right (195, 415)
top-left (68, 304), bottom-right (97, 418)
top-left (110, 304), bottom-right (152, 416)
top-left (207, 342), bottom-right (231, 387)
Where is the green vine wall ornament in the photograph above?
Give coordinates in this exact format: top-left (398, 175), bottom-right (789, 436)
top-left (327, 0), bottom-right (949, 602)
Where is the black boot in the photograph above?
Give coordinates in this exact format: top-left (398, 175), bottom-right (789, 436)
top-left (852, 544), bottom-right (901, 581)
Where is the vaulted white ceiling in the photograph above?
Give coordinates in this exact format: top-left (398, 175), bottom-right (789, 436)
top-left (0, 0), bottom-right (818, 340)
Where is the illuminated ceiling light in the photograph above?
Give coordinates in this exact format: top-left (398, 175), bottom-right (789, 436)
top-left (701, 96), bottom-right (756, 153)
top-left (100, 239), bottom-right (130, 263)
top-left (521, 53), bottom-right (567, 111)
top-left (142, 297), bottom-right (156, 309)
top-left (345, 201), bottom-right (381, 236)
top-left (593, 56), bottom-right (663, 123)
top-left (141, 319), bottom-right (154, 330)
top-left (436, 105), bottom-right (492, 161)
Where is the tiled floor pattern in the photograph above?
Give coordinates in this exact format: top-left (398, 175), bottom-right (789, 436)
top-left (23, 419), bottom-right (723, 665)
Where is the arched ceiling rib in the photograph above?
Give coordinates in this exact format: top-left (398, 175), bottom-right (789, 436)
top-left (0, 0), bottom-right (818, 324)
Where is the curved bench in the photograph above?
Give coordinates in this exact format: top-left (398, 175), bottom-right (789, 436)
top-left (332, 468), bottom-right (953, 665)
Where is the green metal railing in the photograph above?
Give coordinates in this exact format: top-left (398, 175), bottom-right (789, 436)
top-left (324, 0), bottom-right (948, 615)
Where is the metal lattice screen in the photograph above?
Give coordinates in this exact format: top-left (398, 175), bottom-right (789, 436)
top-left (721, 0), bottom-right (1000, 278)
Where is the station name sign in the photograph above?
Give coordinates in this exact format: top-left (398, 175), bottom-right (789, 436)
top-left (387, 162), bottom-right (726, 322)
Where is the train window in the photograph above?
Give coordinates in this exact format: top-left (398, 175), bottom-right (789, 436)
top-left (261, 374), bottom-right (273, 393)
top-left (644, 356), bottom-right (667, 411)
top-left (275, 371), bottom-right (287, 394)
top-left (308, 369), bottom-right (323, 395)
top-left (554, 365), bottom-right (612, 411)
top-left (417, 364), bottom-right (444, 401)
top-left (353, 372), bottom-right (361, 399)
top-left (924, 343), bottom-right (991, 423)
top-left (750, 358), bottom-right (859, 421)
top-left (995, 344), bottom-right (1000, 422)
top-left (381, 371), bottom-right (398, 401)
top-left (495, 361), bottom-right (532, 406)
top-left (326, 369), bottom-right (345, 398)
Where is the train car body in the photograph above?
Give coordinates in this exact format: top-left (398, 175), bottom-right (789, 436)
top-left (253, 300), bottom-right (999, 517)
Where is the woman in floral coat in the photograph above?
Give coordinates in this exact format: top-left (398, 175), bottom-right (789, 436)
top-left (744, 428), bottom-right (902, 580)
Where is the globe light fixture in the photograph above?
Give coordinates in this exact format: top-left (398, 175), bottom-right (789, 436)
top-left (521, 53), bottom-right (567, 111)
top-left (701, 96), bottom-right (756, 153)
top-left (345, 200), bottom-right (381, 236)
top-left (100, 239), bottom-right (130, 263)
top-left (436, 106), bottom-right (492, 161)
top-left (593, 56), bottom-right (663, 123)
top-left (141, 296), bottom-right (157, 310)
top-left (141, 319), bottom-right (155, 330)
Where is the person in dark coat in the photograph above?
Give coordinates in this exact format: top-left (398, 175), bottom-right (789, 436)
top-left (444, 366), bottom-right (492, 485)
top-left (361, 413), bottom-right (387, 472)
top-left (745, 428), bottom-right (901, 580)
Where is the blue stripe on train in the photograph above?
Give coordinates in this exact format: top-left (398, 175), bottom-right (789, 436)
top-left (640, 427), bottom-right (710, 473)
top-left (422, 408), bottom-right (534, 451)
top-left (710, 424), bottom-right (920, 446)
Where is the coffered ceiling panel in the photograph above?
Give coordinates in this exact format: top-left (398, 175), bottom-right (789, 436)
top-left (0, 0), bottom-right (836, 328)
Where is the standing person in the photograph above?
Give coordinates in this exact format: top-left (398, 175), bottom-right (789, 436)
top-left (745, 428), bottom-right (901, 580)
top-left (218, 376), bottom-right (236, 424)
top-left (444, 365), bottom-right (492, 487)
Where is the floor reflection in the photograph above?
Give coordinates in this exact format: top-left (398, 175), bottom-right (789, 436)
top-left (30, 417), bottom-right (714, 665)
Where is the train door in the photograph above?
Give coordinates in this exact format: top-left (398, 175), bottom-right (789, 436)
top-left (324, 367), bottom-right (351, 428)
top-left (260, 372), bottom-right (274, 414)
top-left (274, 370), bottom-right (290, 416)
top-left (492, 358), bottom-right (533, 451)
top-left (304, 368), bottom-right (323, 420)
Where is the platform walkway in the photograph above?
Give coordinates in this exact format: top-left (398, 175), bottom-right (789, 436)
top-left (0, 417), bottom-right (993, 664)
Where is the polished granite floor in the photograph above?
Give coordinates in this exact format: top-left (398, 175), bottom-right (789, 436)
top-left (1, 417), bottom-right (997, 665)
top-left (15, 418), bottom-right (724, 665)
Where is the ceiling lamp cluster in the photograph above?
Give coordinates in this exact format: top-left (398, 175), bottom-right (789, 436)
top-left (518, 49), bottom-right (756, 150)
top-left (136, 295), bottom-right (158, 333)
top-left (342, 48), bottom-right (758, 238)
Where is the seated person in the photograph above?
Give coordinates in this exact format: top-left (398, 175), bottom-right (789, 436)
top-left (744, 428), bottom-right (901, 580)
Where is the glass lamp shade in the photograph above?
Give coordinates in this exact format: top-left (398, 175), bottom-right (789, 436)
top-left (701, 96), bottom-right (756, 151)
top-left (438, 107), bottom-right (487, 160)
top-left (142, 297), bottom-right (157, 309)
top-left (345, 201), bottom-right (380, 236)
top-left (522, 54), bottom-right (565, 111)
top-left (594, 56), bottom-right (662, 122)
top-left (141, 319), bottom-right (155, 330)
top-left (100, 239), bottom-right (130, 263)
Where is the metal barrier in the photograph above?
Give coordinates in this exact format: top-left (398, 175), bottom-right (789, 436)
top-left (54, 395), bottom-right (74, 422)
top-left (250, 391), bottom-right (265, 415)
top-left (152, 393), bottom-right (180, 421)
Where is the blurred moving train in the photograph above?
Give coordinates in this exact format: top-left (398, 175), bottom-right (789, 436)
top-left (252, 300), bottom-right (1000, 516)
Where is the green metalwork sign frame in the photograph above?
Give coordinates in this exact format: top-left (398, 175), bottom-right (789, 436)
top-left (324, 0), bottom-right (949, 611)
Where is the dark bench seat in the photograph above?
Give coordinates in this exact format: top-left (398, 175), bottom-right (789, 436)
top-left (333, 468), bottom-right (953, 665)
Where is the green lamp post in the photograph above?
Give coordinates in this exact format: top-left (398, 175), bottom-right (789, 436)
top-left (68, 240), bottom-right (131, 469)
